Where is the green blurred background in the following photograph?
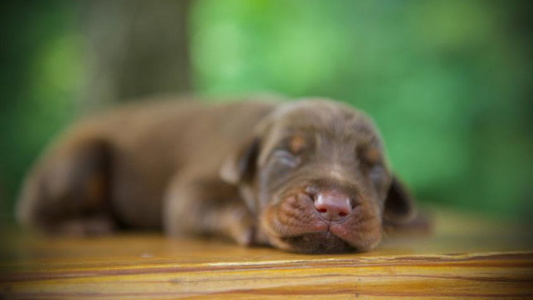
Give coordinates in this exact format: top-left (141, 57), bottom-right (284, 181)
top-left (1, 0), bottom-right (532, 221)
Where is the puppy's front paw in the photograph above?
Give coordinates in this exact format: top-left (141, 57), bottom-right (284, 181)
top-left (226, 212), bottom-right (254, 246)
top-left (232, 225), bottom-right (256, 247)
top-left (226, 208), bottom-right (269, 247)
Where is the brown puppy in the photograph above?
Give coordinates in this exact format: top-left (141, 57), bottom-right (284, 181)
top-left (17, 97), bottom-right (415, 253)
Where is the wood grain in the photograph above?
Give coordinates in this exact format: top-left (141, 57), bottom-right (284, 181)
top-left (1, 209), bottom-right (532, 299)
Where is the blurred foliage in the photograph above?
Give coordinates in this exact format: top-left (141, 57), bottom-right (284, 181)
top-left (1, 0), bottom-right (532, 220)
top-left (0, 1), bottom-right (83, 215)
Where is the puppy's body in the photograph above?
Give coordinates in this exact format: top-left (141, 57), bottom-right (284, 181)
top-left (18, 97), bottom-right (416, 253)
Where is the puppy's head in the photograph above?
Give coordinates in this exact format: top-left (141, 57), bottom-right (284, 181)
top-left (221, 99), bottom-right (414, 253)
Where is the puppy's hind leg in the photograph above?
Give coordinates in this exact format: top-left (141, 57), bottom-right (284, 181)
top-left (17, 136), bottom-right (116, 236)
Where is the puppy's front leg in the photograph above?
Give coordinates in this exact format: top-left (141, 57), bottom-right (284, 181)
top-left (164, 176), bottom-right (263, 246)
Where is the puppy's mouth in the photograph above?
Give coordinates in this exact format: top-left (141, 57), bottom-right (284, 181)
top-left (260, 191), bottom-right (382, 254)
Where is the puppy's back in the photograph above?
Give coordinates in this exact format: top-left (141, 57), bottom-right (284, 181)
top-left (17, 98), bottom-right (277, 231)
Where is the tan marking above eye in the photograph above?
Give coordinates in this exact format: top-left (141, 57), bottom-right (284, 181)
top-left (364, 147), bottom-right (382, 164)
top-left (289, 135), bottom-right (305, 154)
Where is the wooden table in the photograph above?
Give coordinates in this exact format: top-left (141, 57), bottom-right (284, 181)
top-left (1, 209), bottom-right (532, 299)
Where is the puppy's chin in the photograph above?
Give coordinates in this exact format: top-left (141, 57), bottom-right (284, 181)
top-left (259, 192), bottom-right (383, 254)
top-left (275, 232), bottom-right (354, 254)
top-left (265, 230), bottom-right (381, 254)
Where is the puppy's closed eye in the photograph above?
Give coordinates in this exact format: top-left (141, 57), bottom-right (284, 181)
top-left (269, 135), bottom-right (306, 168)
top-left (369, 165), bottom-right (389, 197)
top-left (271, 149), bottom-right (300, 168)
top-left (369, 165), bottom-right (386, 182)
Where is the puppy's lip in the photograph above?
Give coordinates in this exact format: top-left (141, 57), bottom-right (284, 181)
top-left (267, 219), bottom-right (346, 244)
top-left (263, 216), bottom-right (330, 238)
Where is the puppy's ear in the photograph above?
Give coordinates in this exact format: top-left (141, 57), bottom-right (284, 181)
top-left (220, 137), bottom-right (260, 185)
top-left (383, 176), bottom-right (416, 224)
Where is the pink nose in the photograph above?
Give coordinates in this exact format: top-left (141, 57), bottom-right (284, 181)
top-left (314, 191), bottom-right (352, 222)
